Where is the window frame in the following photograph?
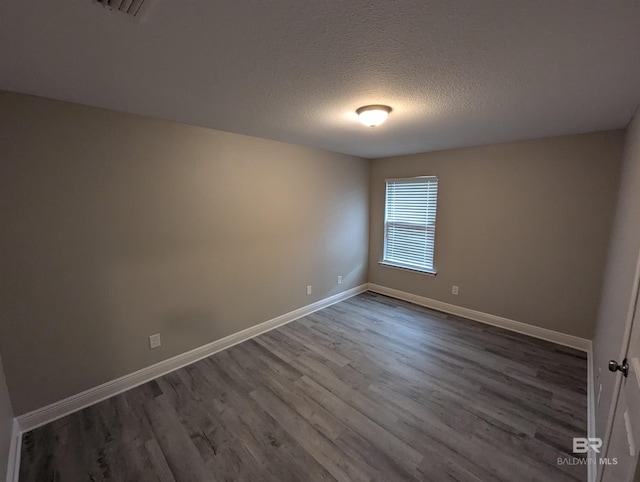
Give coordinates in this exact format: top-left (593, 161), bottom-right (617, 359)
top-left (380, 176), bottom-right (438, 276)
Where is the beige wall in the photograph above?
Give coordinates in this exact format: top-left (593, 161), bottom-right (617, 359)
top-left (0, 91), bottom-right (370, 415)
top-left (0, 89), bottom-right (628, 420)
top-left (369, 132), bottom-right (623, 339)
top-left (592, 106), bottom-right (640, 451)
top-left (0, 356), bottom-right (14, 481)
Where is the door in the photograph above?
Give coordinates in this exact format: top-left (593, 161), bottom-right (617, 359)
top-left (602, 292), bottom-right (640, 482)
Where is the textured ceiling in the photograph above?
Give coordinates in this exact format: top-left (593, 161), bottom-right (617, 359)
top-left (1, 1), bottom-right (640, 158)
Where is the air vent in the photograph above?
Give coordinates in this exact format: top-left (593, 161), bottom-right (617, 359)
top-left (94, 0), bottom-right (152, 18)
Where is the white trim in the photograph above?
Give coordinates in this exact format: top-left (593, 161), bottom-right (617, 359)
top-left (17, 284), bottom-right (367, 433)
top-left (385, 175), bottom-right (438, 183)
top-left (378, 261), bottom-right (436, 276)
top-left (586, 342), bottom-right (597, 482)
top-left (6, 419), bottom-right (20, 482)
top-left (367, 283), bottom-right (591, 351)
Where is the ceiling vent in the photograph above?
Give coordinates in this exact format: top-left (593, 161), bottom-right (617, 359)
top-left (94, 0), bottom-right (154, 19)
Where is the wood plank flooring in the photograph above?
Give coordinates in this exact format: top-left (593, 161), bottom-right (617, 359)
top-left (19, 292), bottom-right (588, 481)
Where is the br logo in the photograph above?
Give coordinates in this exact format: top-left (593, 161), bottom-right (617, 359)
top-left (573, 437), bottom-right (603, 454)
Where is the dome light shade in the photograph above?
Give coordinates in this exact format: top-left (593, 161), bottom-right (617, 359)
top-left (356, 105), bottom-right (392, 127)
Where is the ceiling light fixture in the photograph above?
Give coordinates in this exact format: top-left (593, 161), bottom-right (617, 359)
top-left (356, 105), bottom-right (392, 127)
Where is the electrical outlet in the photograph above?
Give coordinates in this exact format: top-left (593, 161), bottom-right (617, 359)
top-left (337, 275), bottom-right (342, 285)
top-left (306, 285), bottom-right (312, 295)
top-left (452, 285), bottom-right (459, 295)
top-left (149, 333), bottom-right (161, 349)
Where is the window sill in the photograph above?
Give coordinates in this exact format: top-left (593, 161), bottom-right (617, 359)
top-left (378, 261), bottom-right (437, 276)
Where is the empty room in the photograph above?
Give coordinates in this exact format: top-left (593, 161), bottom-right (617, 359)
top-left (1, 1), bottom-right (640, 481)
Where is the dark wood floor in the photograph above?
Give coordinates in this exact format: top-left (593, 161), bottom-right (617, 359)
top-left (19, 292), bottom-right (588, 481)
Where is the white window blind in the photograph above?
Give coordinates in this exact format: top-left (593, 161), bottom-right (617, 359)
top-left (383, 176), bottom-right (438, 273)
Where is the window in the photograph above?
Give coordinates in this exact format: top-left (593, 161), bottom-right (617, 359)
top-left (382, 176), bottom-right (438, 274)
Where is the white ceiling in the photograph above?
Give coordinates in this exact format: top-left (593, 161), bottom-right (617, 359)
top-left (1, 1), bottom-right (640, 159)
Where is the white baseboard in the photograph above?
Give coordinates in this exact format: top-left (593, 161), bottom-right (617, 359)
top-left (17, 284), bottom-right (367, 433)
top-left (367, 283), bottom-right (591, 352)
top-left (586, 342), bottom-right (597, 482)
top-left (6, 419), bottom-right (20, 482)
